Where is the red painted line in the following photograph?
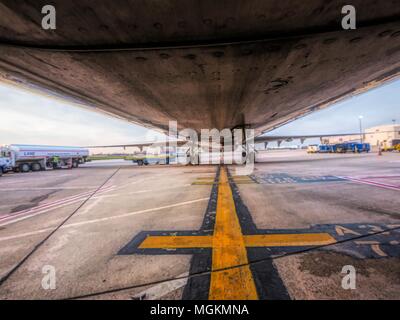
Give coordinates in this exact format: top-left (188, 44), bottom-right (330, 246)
top-left (350, 175), bottom-right (400, 180)
top-left (30, 185), bottom-right (113, 209)
top-left (0, 185), bottom-right (114, 221)
top-left (0, 186), bottom-right (110, 217)
top-left (343, 176), bottom-right (400, 191)
top-left (350, 178), bottom-right (400, 189)
top-left (0, 187), bottom-right (114, 224)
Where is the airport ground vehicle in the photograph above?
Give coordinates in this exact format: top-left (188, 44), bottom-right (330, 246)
top-left (383, 144), bottom-right (400, 152)
top-left (0, 144), bottom-right (89, 174)
top-left (308, 143), bottom-right (370, 154)
top-left (308, 144), bottom-right (335, 153)
top-left (0, 158), bottom-right (8, 176)
top-left (334, 143), bottom-right (371, 153)
top-left (382, 140), bottom-right (400, 152)
top-left (132, 154), bottom-right (175, 166)
top-left (307, 145), bottom-right (319, 153)
top-left (317, 145), bottom-right (334, 153)
top-left (132, 156), bottom-right (149, 166)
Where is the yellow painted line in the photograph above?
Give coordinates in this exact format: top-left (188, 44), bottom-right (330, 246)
top-left (244, 233), bottom-right (336, 247)
top-left (209, 167), bottom-right (258, 300)
top-left (192, 181), bottom-right (215, 185)
top-left (234, 181), bottom-right (256, 185)
top-left (192, 175), bottom-right (215, 184)
top-left (232, 176), bottom-right (252, 180)
top-left (231, 176), bottom-right (257, 184)
top-left (139, 233), bottom-right (335, 249)
top-left (139, 235), bottom-right (212, 249)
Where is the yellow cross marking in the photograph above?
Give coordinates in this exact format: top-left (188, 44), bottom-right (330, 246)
top-left (139, 167), bottom-right (336, 300)
top-left (231, 175), bottom-right (256, 184)
top-left (141, 233), bottom-right (336, 249)
top-left (192, 175), bottom-right (256, 185)
top-left (192, 177), bottom-right (216, 185)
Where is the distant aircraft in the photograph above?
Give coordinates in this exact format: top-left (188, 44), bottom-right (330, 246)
top-left (85, 132), bottom-right (361, 164)
top-left (253, 133), bottom-right (361, 148)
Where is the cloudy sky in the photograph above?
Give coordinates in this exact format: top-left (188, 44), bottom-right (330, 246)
top-left (0, 78), bottom-right (399, 149)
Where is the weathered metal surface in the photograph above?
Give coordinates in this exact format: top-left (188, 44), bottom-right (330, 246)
top-left (0, 1), bottom-right (399, 134)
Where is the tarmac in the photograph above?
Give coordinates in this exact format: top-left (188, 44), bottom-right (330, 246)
top-left (0, 150), bottom-right (399, 300)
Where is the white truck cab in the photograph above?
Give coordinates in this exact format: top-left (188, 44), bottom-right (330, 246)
top-left (0, 147), bottom-right (12, 175)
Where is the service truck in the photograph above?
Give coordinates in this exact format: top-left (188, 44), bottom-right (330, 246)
top-left (335, 142), bottom-right (370, 153)
top-left (0, 144), bottom-right (89, 174)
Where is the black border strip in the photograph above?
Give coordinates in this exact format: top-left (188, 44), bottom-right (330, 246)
top-left (118, 167), bottom-right (220, 299)
top-left (226, 167), bottom-right (291, 300)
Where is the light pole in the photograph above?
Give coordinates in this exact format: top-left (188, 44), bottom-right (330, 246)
top-left (359, 115), bottom-right (364, 143)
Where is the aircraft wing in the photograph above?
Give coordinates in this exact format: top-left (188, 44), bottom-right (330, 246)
top-left (85, 132), bottom-right (361, 149)
top-left (84, 139), bottom-right (221, 150)
top-left (84, 140), bottom-right (189, 149)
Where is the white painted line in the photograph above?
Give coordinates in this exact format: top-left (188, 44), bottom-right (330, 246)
top-left (0, 228), bottom-right (52, 241)
top-left (62, 198), bottom-right (209, 228)
top-left (0, 174), bottom-right (73, 185)
top-left (106, 179), bottom-right (145, 191)
top-left (94, 184), bottom-right (192, 199)
top-left (0, 197), bottom-right (209, 241)
top-left (0, 172), bottom-right (72, 185)
top-left (79, 197), bottom-right (103, 215)
top-left (131, 272), bottom-right (188, 300)
top-left (0, 187), bottom-right (102, 191)
top-left (355, 241), bottom-right (388, 257)
top-left (371, 244), bottom-right (388, 257)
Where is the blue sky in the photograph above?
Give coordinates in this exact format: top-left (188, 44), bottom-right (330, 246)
top-left (0, 79), bottom-right (399, 148)
top-left (269, 79), bottom-right (400, 136)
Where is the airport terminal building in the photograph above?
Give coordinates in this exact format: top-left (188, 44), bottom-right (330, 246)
top-left (364, 124), bottom-right (400, 147)
top-left (326, 124), bottom-right (400, 147)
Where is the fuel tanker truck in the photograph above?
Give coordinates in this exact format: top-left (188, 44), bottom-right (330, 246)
top-left (0, 144), bottom-right (89, 174)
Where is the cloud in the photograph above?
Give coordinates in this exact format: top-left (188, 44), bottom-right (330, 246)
top-left (0, 82), bottom-right (164, 146)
